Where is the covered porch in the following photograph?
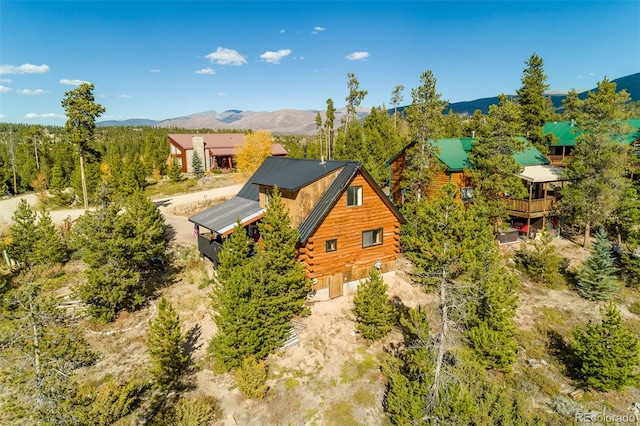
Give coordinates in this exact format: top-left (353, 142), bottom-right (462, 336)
top-left (188, 197), bottom-right (264, 264)
top-left (505, 164), bottom-right (565, 238)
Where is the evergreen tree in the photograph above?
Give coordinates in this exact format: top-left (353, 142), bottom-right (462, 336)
top-left (61, 82), bottom-right (105, 210)
top-left (6, 199), bottom-right (38, 267)
top-left (514, 228), bottom-right (563, 286)
top-left (168, 157), bottom-right (182, 182)
top-left (382, 306), bottom-right (434, 424)
top-left (516, 52), bottom-right (555, 153)
top-left (390, 84), bottom-right (404, 129)
top-left (572, 303), bottom-right (639, 391)
top-left (148, 297), bottom-right (187, 389)
top-left (353, 268), bottom-right (395, 341)
top-left (406, 70), bottom-right (447, 144)
top-left (216, 219), bottom-right (251, 283)
top-left (343, 72), bottom-right (368, 129)
top-left (559, 78), bottom-right (631, 246)
top-left (361, 106), bottom-right (406, 187)
top-left (324, 98), bottom-right (336, 160)
top-left (466, 94), bottom-right (527, 232)
top-left (70, 192), bottom-right (165, 321)
top-left (576, 228), bottom-right (619, 300)
top-left (0, 279), bottom-right (96, 424)
top-left (191, 150), bottom-right (204, 178)
top-left (465, 265), bottom-right (519, 370)
top-left (333, 119), bottom-right (364, 162)
top-left (32, 209), bottom-right (67, 265)
top-left (256, 185), bottom-right (310, 319)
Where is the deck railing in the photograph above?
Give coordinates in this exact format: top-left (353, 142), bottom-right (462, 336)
top-left (197, 234), bottom-right (223, 264)
top-left (505, 196), bottom-right (557, 214)
top-left (546, 154), bottom-right (566, 165)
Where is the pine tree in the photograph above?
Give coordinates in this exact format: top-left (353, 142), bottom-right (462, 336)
top-left (353, 268), bottom-right (395, 341)
top-left (216, 219), bottom-right (251, 283)
top-left (191, 150), bottom-right (204, 178)
top-left (465, 265), bottom-right (519, 370)
top-left (576, 228), bottom-right (618, 300)
top-left (7, 199), bottom-right (38, 267)
top-left (572, 303), bottom-right (639, 391)
top-left (382, 307), bottom-right (434, 424)
top-left (32, 209), bottom-right (67, 265)
top-left (148, 297), bottom-right (187, 389)
top-left (516, 52), bottom-right (555, 153)
top-left (256, 185), bottom-right (310, 318)
top-left (466, 94), bottom-right (527, 232)
top-left (168, 157), bottom-right (182, 182)
top-left (0, 279), bottom-right (96, 424)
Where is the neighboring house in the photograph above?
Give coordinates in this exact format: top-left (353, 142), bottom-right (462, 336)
top-left (543, 118), bottom-right (640, 166)
top-left (167, 133), bottom-right (288, 173)
top-left (387, 138), bottom-right (563, 241)
top-left (189, 157), bottom-right (405, 299)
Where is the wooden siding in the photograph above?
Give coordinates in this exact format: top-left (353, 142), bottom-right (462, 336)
top-left (258, 170), bottom-right (341, 228)
top-left (390, 151), bottom-right (408, 205)
top-left (299, 172), bottom-right (401, 293)
top-left (169, 140), bottom-right (187, 172)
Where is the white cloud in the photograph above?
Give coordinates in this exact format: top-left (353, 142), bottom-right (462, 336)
top-left (117, 94), bottom-right (132, 99)
top-left (205, 47), bottom-right (247, 65)
top-left (17, 88), bottom-right (49, 95)
top-left (150, 69), bottom-right (160, 73)
top-left (218, 92), bottom-right (227, 96)
top-left (0, 63), bottom-right (50, 74)
top-left (280, 29), bottom-right (285, 34)
top-left (312, 26), bottom-right (326, 34)
top-left (25, 112), bottom-right (65, 119)
top-left (260, 49), bottom-right (292, 64)
top-left (345, 51), bottom-right (369, 61)
top-left (0, 78), bottom-right (12, 83)
top-left (0, 85), bottom-right (12, 93)
top-left (195, 68), bottom-right (215, 75)
top-left (59, 79), bottom-right (89, 86)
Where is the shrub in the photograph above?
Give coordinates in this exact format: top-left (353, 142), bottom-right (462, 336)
top-left (234, 356), bottom-right (268, 399)
top-left (572, 303), bottom-right (639, 391)
top-left (514, 229), bottom-right (562, 286)
top-left (353, 268), bottom-right (395, 340)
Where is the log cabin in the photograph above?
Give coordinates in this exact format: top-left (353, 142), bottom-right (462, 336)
top-left (189, 157), bottom-right (405, 299)
top-left (167, 133), bottom-right (288, 173)
top-left (387, 138), bottom-right (563, 241)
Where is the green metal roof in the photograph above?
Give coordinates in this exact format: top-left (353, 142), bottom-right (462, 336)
top-left (543, 118), bottom-right (640, 147)
top-left (435, 138), bottom-right (473, 171)
top-left (433, 137), bottom-right (548, 171)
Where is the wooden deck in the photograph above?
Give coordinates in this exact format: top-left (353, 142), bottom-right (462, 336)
top-left (506, 196), bottom-right (557, 219)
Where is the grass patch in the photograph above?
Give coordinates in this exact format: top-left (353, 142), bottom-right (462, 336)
top-left (340, 354), bottom-right (378, 384)
top-left (323, 401), bottom-right (359, 426)
top-left (352, 386), bottom-right (376, 407)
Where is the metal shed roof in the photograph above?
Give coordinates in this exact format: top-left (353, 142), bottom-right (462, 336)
top-left (517, 165), bottom-right (566, 183)
top-left (188, 196), bottom-right (264, 235)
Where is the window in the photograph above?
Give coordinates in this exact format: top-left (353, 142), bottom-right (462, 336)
top-left (325, 239), bottom-right (337, 252)
top-left (265, 188), bottom-right (272, 205)
top-left (461, 187), bottom-right (473, 203)
top-left (362, 228), bottom-right (383, 248)
top-left (346, 186), bottom-right (363, 207)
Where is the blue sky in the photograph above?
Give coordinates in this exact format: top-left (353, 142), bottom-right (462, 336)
top-left (1, 1), bottom-right (639, 125)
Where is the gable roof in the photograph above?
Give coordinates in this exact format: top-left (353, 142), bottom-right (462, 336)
top-left (168, 133), bottom-right (288, 156)
top-left (543, 118), bottom-right (640, 147)
top-left (189, 157), bottom-right (405, 242)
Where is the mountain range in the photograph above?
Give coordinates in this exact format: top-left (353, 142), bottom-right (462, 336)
top-left (97, 72), bottom-right (640, 135)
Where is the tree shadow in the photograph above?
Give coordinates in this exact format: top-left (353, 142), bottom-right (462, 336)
top-left (182, 324), bottom-right (203, 371)
top-left (546, 328), bottom-right (581, 382)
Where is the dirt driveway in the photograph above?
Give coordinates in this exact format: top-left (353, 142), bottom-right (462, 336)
top-left (0, 183), bottom-right (244, 245)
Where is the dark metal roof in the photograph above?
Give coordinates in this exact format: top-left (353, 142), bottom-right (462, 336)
top-left (189, 156), bottom-right (405, 243)
top-left (249, 157), bottom-right (349, 191)
top-left (188, 196), bottom-right (264, 234)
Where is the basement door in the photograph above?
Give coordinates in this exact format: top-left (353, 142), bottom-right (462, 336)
top-left (328, 273), bottom-right (344, 299)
